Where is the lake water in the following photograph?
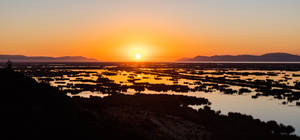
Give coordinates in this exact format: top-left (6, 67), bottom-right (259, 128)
top-left (29, 67), bottom-right (300, 135)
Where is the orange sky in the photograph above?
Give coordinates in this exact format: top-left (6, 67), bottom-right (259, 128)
top-left (0, 0), bottom-right (299, 62)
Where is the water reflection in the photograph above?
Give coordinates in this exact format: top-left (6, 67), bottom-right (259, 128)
top-left (67, 91), bottom-right (109, 98)
top-left (22, 67), bottom-right (300, 135)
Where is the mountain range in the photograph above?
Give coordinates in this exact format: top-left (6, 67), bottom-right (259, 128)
top-left (0, 55), bottom-right (98, 62)
top-left (178, 53), bottom-right (300, 62)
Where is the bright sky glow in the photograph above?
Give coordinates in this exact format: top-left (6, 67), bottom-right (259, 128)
top-left (0, 0), bottom-right (299, 61)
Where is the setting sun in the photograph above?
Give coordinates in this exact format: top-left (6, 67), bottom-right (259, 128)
top-left (124, 44), bottom-right (151, 61)
top-left (135, 53), bottom-right (141, 60)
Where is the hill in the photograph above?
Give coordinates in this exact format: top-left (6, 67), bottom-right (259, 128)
top-left (0, 55), bottom-right (98, 62)
top-left (178, 53), bottom-right (300, 62)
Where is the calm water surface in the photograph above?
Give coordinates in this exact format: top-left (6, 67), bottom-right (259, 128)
top-left (33, 68), bottom-right (300, 135)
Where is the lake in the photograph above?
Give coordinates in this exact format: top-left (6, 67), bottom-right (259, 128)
top-left (16, 62), bottom-right (300, 135)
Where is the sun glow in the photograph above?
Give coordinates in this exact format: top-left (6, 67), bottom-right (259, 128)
top-left (135, 53), bottom-right (141, 60)
top-left (124, 44), bottom-right (152, 61)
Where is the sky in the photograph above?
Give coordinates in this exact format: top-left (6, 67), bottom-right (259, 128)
top-left (0, 0), bottom-right (299, 61)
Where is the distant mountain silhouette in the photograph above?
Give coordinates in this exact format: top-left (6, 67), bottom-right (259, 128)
top-left (0, 55), bottom-right (98, 62)
top-left (178, 53), bottom-right (300, 62)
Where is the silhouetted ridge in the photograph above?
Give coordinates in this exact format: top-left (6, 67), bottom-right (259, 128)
top-left (178, 53), bottom-right (300, 62)
top-left (0, 54), bottom-right (98, 62)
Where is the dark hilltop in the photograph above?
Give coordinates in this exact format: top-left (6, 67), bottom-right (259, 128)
top-left (0, 54), bottom-right (98, 62)
top-left (179, 53), bottom-right (300, 62)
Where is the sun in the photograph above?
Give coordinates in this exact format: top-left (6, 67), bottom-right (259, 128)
top-left (135, 53), bottom-right (141, 60)
top-left (125, 44), bottom-right (150, 61)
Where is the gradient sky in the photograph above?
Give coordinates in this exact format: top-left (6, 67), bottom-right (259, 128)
top-left (0, 0), bottom-right (299, 61)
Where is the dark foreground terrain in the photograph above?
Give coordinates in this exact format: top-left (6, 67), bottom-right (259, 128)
top-left (0, 69), bottom-right (299, 140)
